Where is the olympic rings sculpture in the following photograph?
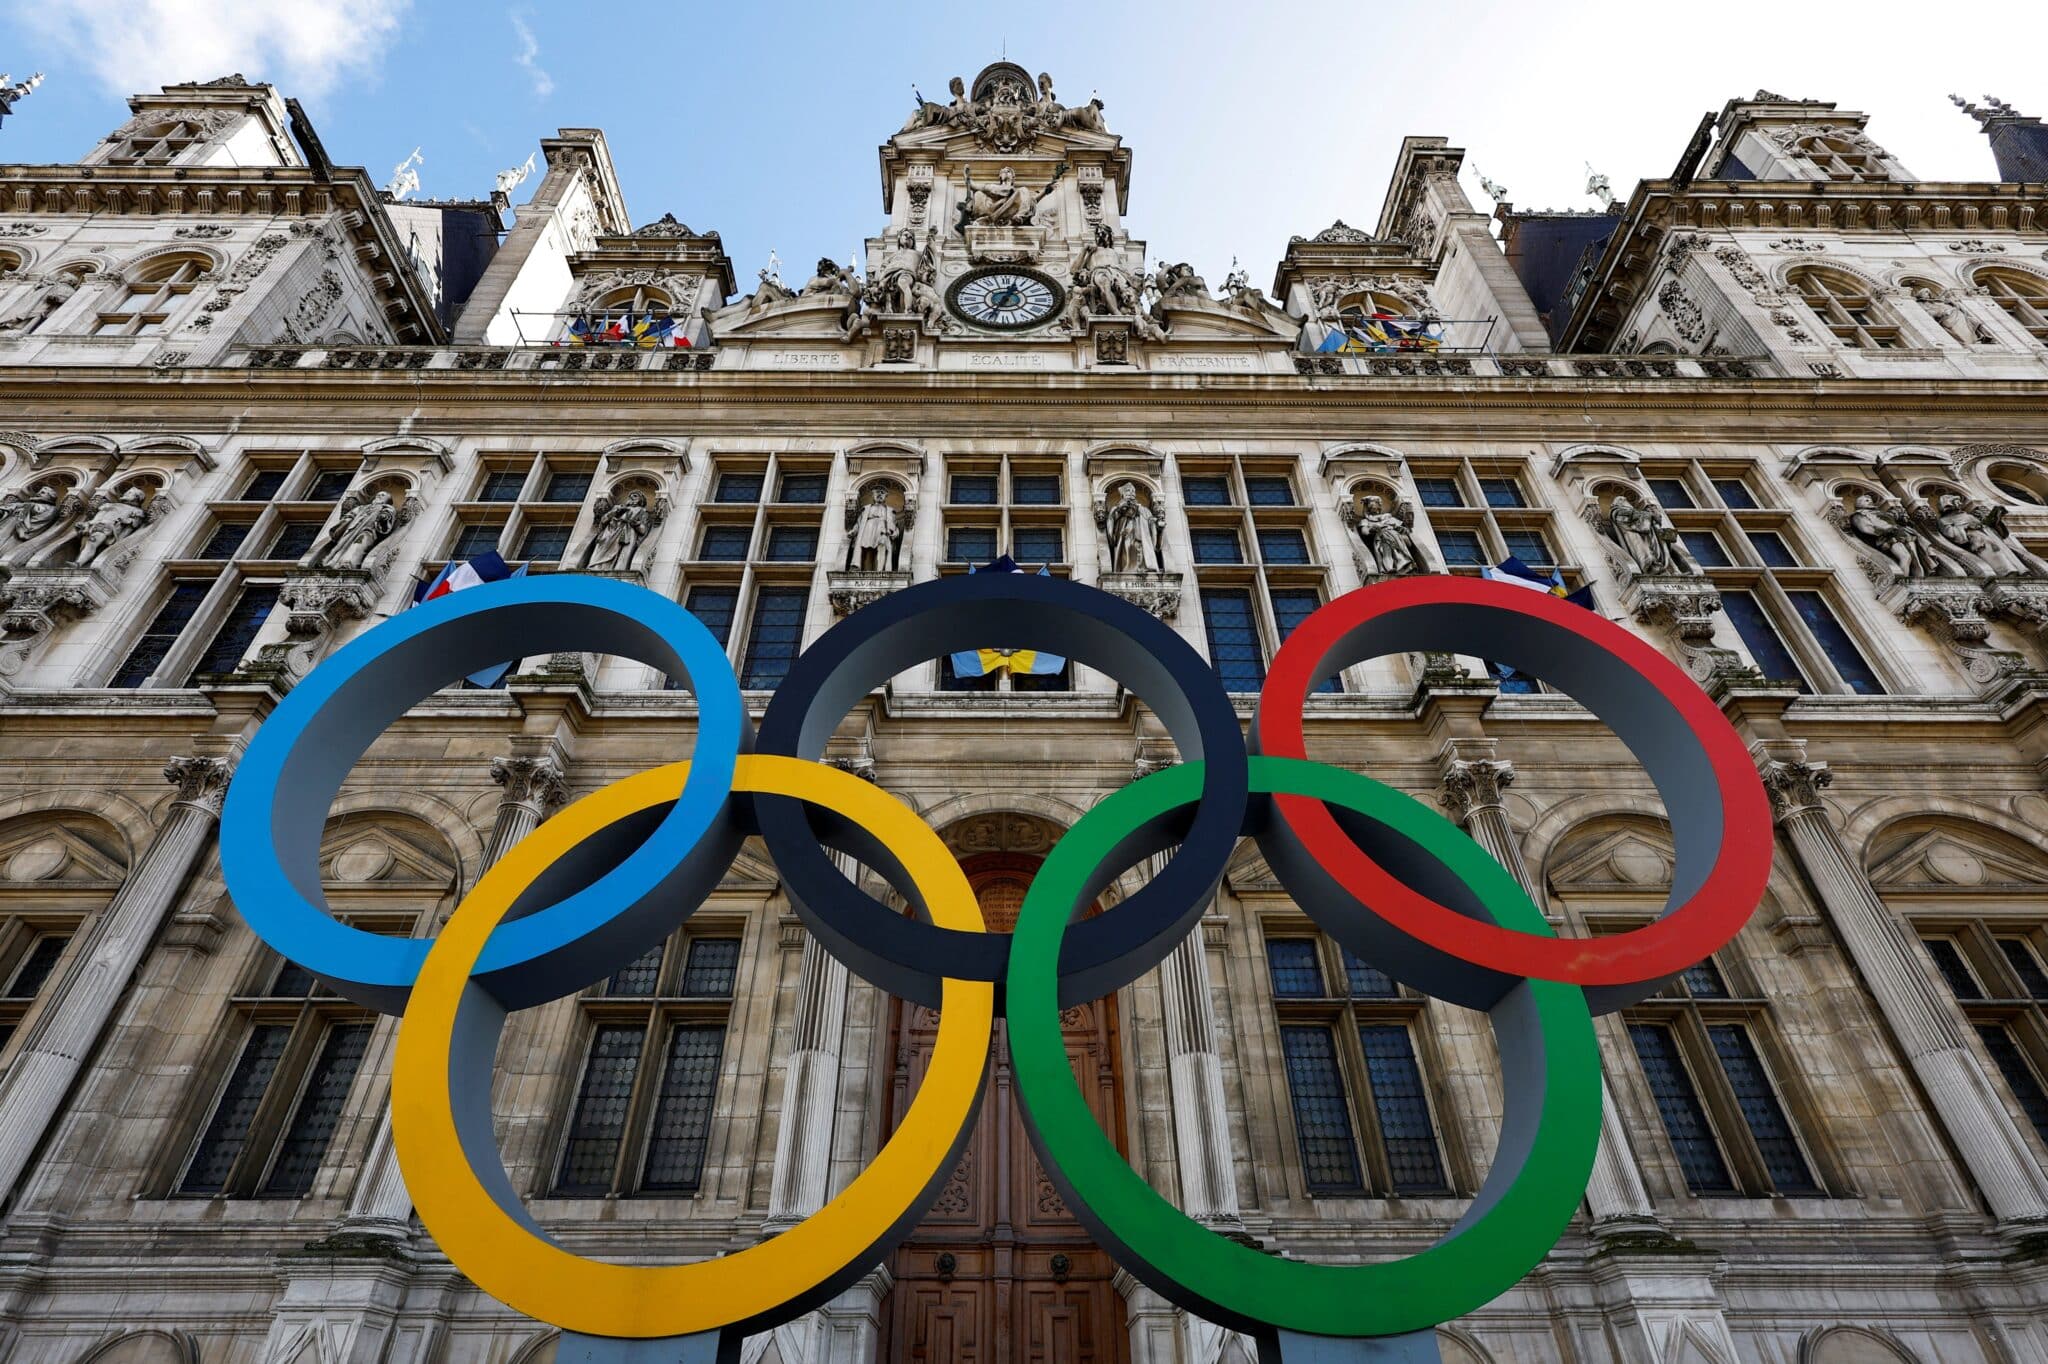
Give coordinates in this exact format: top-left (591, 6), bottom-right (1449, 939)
top-left (218, 569), bottom-right (1772, 1361)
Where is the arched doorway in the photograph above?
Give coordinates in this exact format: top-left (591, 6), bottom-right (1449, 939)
top-left (880, 820), bottom-right (1131, 1363)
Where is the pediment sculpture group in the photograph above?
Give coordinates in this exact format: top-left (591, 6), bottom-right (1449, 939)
top-left (1839, 490), bottom-right (2048, 580)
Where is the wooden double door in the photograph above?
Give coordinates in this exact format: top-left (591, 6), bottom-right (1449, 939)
top-left (880, 854), bottom-right (1131, 1364)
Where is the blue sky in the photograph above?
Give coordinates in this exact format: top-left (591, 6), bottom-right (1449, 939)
top-left (3, 1), bottom-right (2042, 296)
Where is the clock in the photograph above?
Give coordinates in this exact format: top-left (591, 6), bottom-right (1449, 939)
top-left (948, 267), bottom-right (1064, 330)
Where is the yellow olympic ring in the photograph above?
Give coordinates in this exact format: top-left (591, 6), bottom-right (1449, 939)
top-left (392, 754), bottom-right (993, 1338)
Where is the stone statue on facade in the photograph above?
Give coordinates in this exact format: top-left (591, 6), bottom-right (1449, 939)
top-left (873, 230), bottom-right (935, 315)
top-left (577, 488), bottom-right (661, 572)
top-left (959, 165), bottom-right (1058, 230)
top-left (1931, 494), bottom-right (2048, 578)
top-left (1351, 495), bottom-right (1431, 577)
top-left (1915, 289), bottom-right (1997, 347)
top-left (71, 487), bottom-right (150, 569)
top-left (1038, 74), bottom-right (1108, 134)
top-left (1068, 227), bottom-right (1142, 318)
top-left (1221, 260), bottom-right (1285, 319)
top-left (303, 488), bottom-right (405, 572)
top-left (1, 486), bottom-right (68, 557)
top-left (900, 76), bottom-right (972, 134)
top-left (1103, 482), bottom-right (1164, 574)
top-left (844, 485), bottom-right (904, 572)
top-left (1841, 493), bottom-right (1958, 579)
top-left (742, 265), bottom-right (795, 317)
top-left (0, 277), bottom-right (76, 335)
top-left (801, 257), bottom-right (857, 297)
top-left (1599, 493), bottom-right (1696, 577)
top-left (1152, 262), bottom-right (1209, 304)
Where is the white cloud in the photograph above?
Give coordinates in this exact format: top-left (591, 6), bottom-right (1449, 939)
top-left (510, 12), bottom-right (551, 99)
top-left (24, 0), bottom-right (409, 101)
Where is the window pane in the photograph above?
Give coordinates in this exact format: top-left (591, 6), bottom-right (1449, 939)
top-left (1414, 477), bottom-right (1463, 508)
top-left (478, 470), bottom-right (526, 502)
top-left (240, 470), bottom-right (288, 502)
top-left (1200, 588), bottom-right (1264, 692)
top-left (765, 525), bottom-right (819, 561)
top-left (949, 474), bottom-right (997, 505)
top-left (186, 585), bottom-right (278, 683)
top-left (777, 473), bottom-right (827, 504)
top-left (715, 472), bottom-right (764, 504)
top-left (1266, 939), bottom-right (1324, 997)
top-left (1998, 939), bottom-right (2048, 1000)
top-left (1479, 477), bottom-right (1525, 508)
top-left (1746, 531), bottom-right (1798, 568)
top-left (1681, 960), bottom-right (1730, 998)
top-left (1502, 530), bottom-right (1553, 566)
top-left (305, 470), bottom-right (354, 500)
top-left (112, 582), bottom-right (211, 687)
top-left (519, 524), bottom-right (572, 562)
top-left (1358, 1024), bottom-right (1448, 1193)
top-left (1712, 478), bottom-right (1758, 510)
top-left (269, 960), bottom-right (317, 997)
top-left (683, 586), bottom-right (738, 647)
top-left (606, 944), bottom-right (665, 996)
top-left (3, 935), bottom-right (68, 998)
top-left (1342, 949), bottom-right (1396, 998)
top-left (197, 523), bottom-right (252, 560)
top-left (1279, 1026), bottom-right (1363, 1192)
top-left (1012, 527), bottom-right (1063, 563)
top-left (1628, 1022), bottom-right (1735, 1194)
top-left (1011, 474), bottom-right (1061, 505)
top-left (1977, 1023), bottom-right (2048, 1145)
top-left (1245, 476), bottom-right (1294, 506)
top-left (699, 526), bottom-right (752, 561)
top-left (1647, 477), bottom-right (1695, 510)
top-left (1720, 590), bottom-right (1810, 692)
top-left (947, 527), bottom-right (997, 562)
top-left (641, 1023), bottom-right (725, 1192)
top-left (1191, 529), bottom-right (1243, 564)
top-left (1786, 591), bottom-right (1883, 695)
top-left (681, 937), bottom-right (741, 996)
top-left (1271, 589), bottom-right (1339, 694)
top-left (451, 523), bottom-right (503, 560)
top-left (1708, 1024), bottom-right (1817, 1194)
top-left (1681, 532), bottom-right (1730, 569)
top-left (181, 1024), bottom-right (293, 1194)
top-left (1435, 530), bottom-right (1485, 566)
top-left (543, 472), bottom-right (593, 503)
top-left (1256, 529), bottom-right (1310, 564)
top-left (1922, 938), bottom-right (1984, 1000)
top-left (1182, 476), bottom-right (1232, 506)
top-left (268, 522), bottom-right (324, 561)
top-left (262, 1022), bottom-right (371, 1196)
top-left (739, 587), bottom-right (808, 689)
top-left (555, 1024), bottom-right (646, 1194)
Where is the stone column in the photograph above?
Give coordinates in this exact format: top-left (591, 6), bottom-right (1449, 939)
top-left (1755, 740), bottom-right (2048, 1228)
top-left (763, 881), bottom-right (853, 1229)
top-left (1438, 744), bottom-right (1664, 1236)
top-left (1156, 893), bottom-right (1246, 1232)
top-left (0, 755), bottom-right (230, 1205)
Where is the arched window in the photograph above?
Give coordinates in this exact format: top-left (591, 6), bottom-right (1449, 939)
top-left (94, 255), bottom-right (209, 337)
top-left (1976, 269), bottom-right (2048, 348)
top-left (1797, 135), bottom-right (1878, 182)
top-left (0, 248), bottom-right (23, 278)
top-left (568, 284), bottom-right (678, 347)
top-left (1989, 464), bottom-right (2048, 507)
top-left (1789, 268), bottom-right (1899, 350)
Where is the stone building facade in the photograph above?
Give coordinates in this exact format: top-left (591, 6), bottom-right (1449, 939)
top-left (0, 66), bottom-right (2046, 1364)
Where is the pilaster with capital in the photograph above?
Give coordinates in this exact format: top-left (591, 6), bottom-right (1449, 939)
top-left (1753, 740), bottom-right (2048, 1229)
top-left (0, 755), bottom-right (231, 1204)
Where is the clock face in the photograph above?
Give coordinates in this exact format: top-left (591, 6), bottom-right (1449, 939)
top-left (948, 268), bottom-right (1063, 330)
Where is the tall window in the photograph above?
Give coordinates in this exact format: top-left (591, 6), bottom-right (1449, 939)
top-left (1789, 268), bottom-right (1900, 350)
top-left (95, 255), bottom-right (209, 336)
top-left (1263, 931), bottom-right (1450, 1196)
top-left (1977, 270), bottom-right (2048, 348)
top-left (111, 583), bottom-right (211, 687)
top-left (739, 587), bottom-right (808, 689)
top-left (553, 931), bottom-right (740, 1196)
top-left (1917, 923), bottom-right (2048, 1149)
top-left (1624, 954), bottom-right (1821, 1196)
top-left (1645, 463), bottom-right (1884, 695)
top-left (177, 959), bottom-right (374, 1197)
top-left (185, 585), bottom-right (278, 682)
top-left (1185, 461), bottom-right (1337, 693)
top-left (0, 929), bottom-right (70, 1058)
top-left (681, 457), bottom-right (827, 693)
top-left (940, 457), bottom-right (1068, 569)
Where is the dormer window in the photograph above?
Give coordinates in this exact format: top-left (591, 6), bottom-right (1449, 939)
top-left (1788, 267), bottom-right (1899, 350)
top-left (116, 119), bottom-right (202, 166)
top-left (93, 255), bottom-right (209, 337)
top-left (564, 284), bottom-right (689, 348)
top-left (1796, 135), bottom-right (1878, 182)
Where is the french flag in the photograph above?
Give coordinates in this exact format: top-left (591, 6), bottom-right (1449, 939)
top-left (412, 551), bottom-right (527, 686)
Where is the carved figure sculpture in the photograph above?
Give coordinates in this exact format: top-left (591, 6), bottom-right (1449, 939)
top-left (305, 488), bottom-right (401, 571)
top-left (1602, 494), bottom-right (1696, 577)
top-left (1103, 482), bottom-right (1164, 574)
top-left (907, 273), bottom-right (954, 333)
top-left (0, 277), bottom-right (76, 334)
top-left (1069, 226), bottom-right (1142, 320)
top-left (1353, 495), bottom-right (1430, 577)
top-left (579, 489), bottom-right (657, 572)
top-left (801, 258), bottom-right (856, 297)
top-left (900, 76), bottom-right (971, 134)
top-left (72, 487), bottom-right (149, 569)
top-left (1845, 493), bottom-right (1954, 578)
top-left (960, 165), bottom-right (1049, 229)
top-left (845, 485), bottom-right (903, 572)
top-left (1934, 494), bottom-right (2048, 577)
top-left (1152, 262), bottom-right (1209, 303)
top-left (745, 267), bottom-right (795, 316)
top-left (1915, 289), bottom-right (1996, 347)
top-left (7, 487), bottom-right (62, 543)
top-left (875, 230), bottom-right (934, 315)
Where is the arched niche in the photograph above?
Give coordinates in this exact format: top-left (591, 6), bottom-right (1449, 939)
top-left (78, 1330), bottom-right (199, 1364)
top-left (1801, 1325), bottom-right (1918, 1363)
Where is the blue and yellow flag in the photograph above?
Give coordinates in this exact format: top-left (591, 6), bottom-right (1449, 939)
top-left (949, 557), bottom-right (1067, 679)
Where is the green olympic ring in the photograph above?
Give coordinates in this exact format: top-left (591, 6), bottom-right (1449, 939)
top-left (1007, 756), bottom-right (1602, 1339)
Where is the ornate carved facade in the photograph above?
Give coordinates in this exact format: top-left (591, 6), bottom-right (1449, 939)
top-left (0, 67), bottom-right (2045, 1364)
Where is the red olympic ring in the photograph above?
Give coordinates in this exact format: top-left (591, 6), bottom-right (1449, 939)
top-left (1253, 575), bottom-right (1774, 1012)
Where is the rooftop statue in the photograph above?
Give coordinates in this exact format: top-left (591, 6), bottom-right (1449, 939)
top-left (959, 164), bottom-right (1064, 231)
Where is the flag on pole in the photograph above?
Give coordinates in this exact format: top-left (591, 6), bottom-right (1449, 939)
top-left (948, 557), bottom-right (1067, 679)
top-left (411, 551), bottom-right (529, 686)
